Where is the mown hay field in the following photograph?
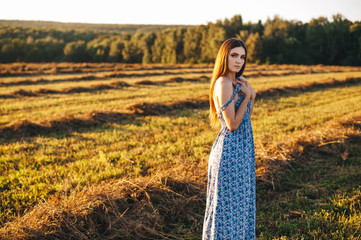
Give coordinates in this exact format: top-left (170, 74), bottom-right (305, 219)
top-left (0, 63), bottom-right (361, 239)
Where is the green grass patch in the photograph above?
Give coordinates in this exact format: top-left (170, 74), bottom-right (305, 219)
top-left (1, 65), bottom-right (361, 239)
top-left (257, 130), bottom-right (361, 239)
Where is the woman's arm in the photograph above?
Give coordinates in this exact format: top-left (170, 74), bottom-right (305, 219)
top-left (216, 78), bottom-right (251, 131)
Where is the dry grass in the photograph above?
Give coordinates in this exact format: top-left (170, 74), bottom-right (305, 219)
top-left (1, 62), bottom-right (360, 77)
top-left (0, 177), bottom-right (205, 240)
top-left (0, 63), bottom-right (360, 239)
top-left (0, 63), bottom-right (213, 76)
top-left (256, 115), bottom-right (361, 239)
top-left (0, 76), bottom-right (210, 99)
top-left (0, 95), bottom-right (209, 139)
top-left (255, 114), bottom-right (361, 191)
top-left (1, 76), bottom-right (359, 140)
top-left (1, 114), bottom-right (359, 240)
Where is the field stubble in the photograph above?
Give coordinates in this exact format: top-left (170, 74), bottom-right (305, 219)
top-left (0, 63), bottom-right (360, 239)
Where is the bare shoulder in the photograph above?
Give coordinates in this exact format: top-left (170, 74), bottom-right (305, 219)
top-left (216, 76), bottom-right (232, 86)
top-left (214, 76), bottom-right (233, 105)
top-left (215, 77), bottom-right (232, 93)
top-left (215, 77), bottom-right (232, 92)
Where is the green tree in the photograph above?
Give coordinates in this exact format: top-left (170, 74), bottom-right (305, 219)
top-left (327, 14), bottom-right (351, 65)
top-left (64, 40), bottom-right (89, 62)
top-left (283, 37), bottom-right (303, 64)
top-left (236, 30), bottom-right (249, 42)
top-left (108, 38), bottom-right (124, 62)
top-left (122, 40), bottom-right (142, 63)
top-left (245, 32), bottom-right (262, 64)
top-left (346, 21), bottom-right (361, 65)
top-left (262, 16), bottom-right (290, 63)
top-left (1, 43), bottom-right (17, 62)
top-left (183, 26), bottom-right (204, 63)
top-left (0, 38), bottom-right (25, 62)
top-left (224, 15), bottom-right (243, 38)
top-left (86, 36), bottom-right (111, 62)
top-left (200, 22), bottom-right (226, 63)
top-left (139, 32), bottom-right (156, 63)
top-left (305, 17), bottom-right (329, 64)
top-left (151, 28), bottom-right (184, 64)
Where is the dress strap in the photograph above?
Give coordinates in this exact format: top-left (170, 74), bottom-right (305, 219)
top-left (216, 84), bottom-right (242, 116)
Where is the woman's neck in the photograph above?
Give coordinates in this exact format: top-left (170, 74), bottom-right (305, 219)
top-left (224, 72), bottom-right (236, 81)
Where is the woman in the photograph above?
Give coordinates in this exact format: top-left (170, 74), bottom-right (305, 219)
top-left (202, 38), bottom-right (256, 239)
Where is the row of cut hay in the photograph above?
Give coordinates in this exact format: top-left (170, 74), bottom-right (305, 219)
top-left (1, 77), bottom-right (360, 140)
top-left (255, 115), bottom-right (361, 239)
top-left (0, 63), bottom-right (214, 76)
top-left (0, 81), bottom-right (130, 99)
top-left (2, 71), bottom-right (360, 99)
top-left (1, 114), bottom-right (359, 239)
top-left (0, 76), bottom-right (210, 99)
top-left (2, 64), bottom-right (361, 87)
top-left (0, 69), bottom-right (212, 87)
top-left (1, 62), bottom-right (360, 77)
top-left (255, 77), bottom-right (361, 98)
top-left (255, 114), bottom-right (361, 192)
top-left (247, 64), bottom-right (361, 72)
top-left (0, 177), bottom-right (206, 240)
top-left (0, 96), bottom-right (209, 140)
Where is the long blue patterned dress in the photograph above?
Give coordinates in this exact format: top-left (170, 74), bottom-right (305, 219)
top-left (202, 83), bottom-right (256, 240)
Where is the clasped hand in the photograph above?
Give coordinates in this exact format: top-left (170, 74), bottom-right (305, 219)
top-left (232, 76), bottom-right (256, 100)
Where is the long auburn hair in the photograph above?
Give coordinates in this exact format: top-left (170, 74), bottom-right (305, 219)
top-left (209, 38), bottom-right (247, 127)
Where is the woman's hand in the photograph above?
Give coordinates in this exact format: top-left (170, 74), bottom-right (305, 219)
top-left (238, 81), bottom-right (251, 98)
top-left (233, 76), bottom-right (256, 100)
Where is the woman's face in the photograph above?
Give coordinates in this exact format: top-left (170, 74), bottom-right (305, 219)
top-left (227, 46), bottom-right (246, 74)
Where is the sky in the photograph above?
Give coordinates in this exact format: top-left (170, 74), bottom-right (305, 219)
top-left (1, 0), bottom-right (360, 25)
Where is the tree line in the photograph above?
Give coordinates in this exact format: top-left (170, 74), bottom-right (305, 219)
top-left (0, 14), bottom-right (360, 65)
top-left (0, 20), bottom-right (184, 34)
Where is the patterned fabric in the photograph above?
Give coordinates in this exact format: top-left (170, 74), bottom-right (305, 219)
top-left (202, 83), bottom-right (256, 240)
